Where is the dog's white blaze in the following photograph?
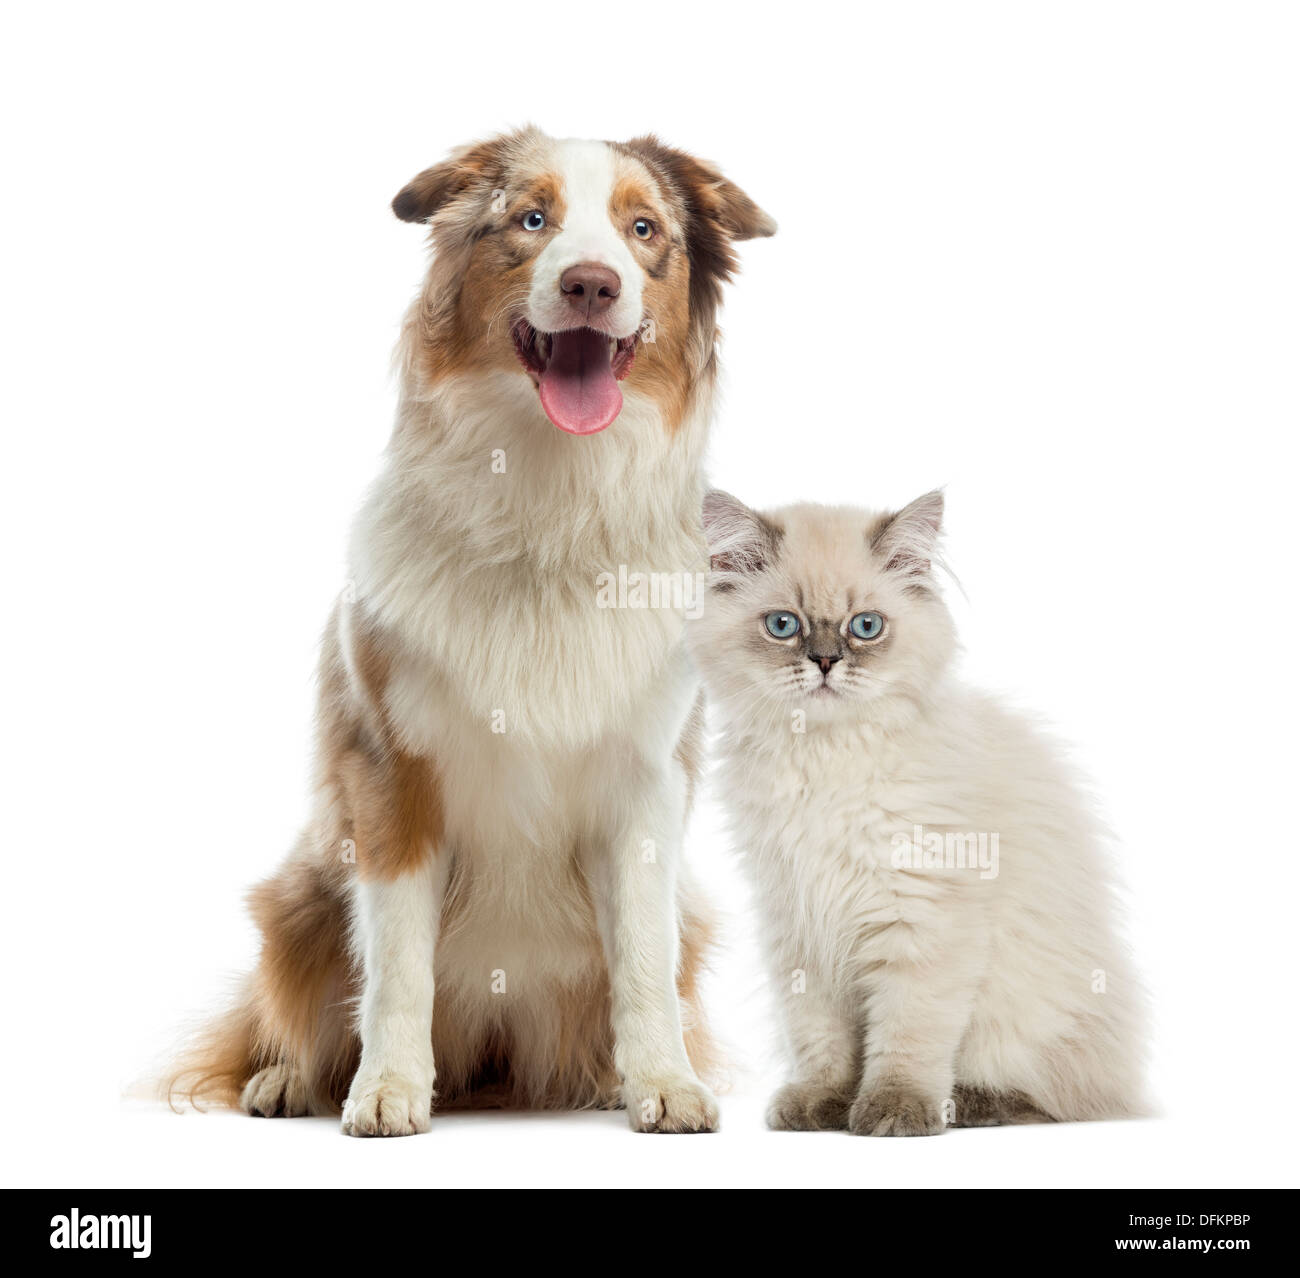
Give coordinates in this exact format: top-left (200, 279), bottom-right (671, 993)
top-left (526, 139), bottom-right (643, 338)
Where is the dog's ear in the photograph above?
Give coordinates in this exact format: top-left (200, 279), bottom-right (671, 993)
top-left (392, 130), bottom-right (527, 224)
top-left (621, 135), bottom-right (776, 245)
top-left (702, 490), bottom-right (782, 579)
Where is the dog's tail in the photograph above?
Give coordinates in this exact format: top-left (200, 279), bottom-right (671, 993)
top-left (163, 987), bottom-right (261, 1112)
top-left (677, 888), bottom-right (727, 1090)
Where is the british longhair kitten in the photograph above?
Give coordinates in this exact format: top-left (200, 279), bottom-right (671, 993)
top-left (689, 489), bottom-right (1145, 1134)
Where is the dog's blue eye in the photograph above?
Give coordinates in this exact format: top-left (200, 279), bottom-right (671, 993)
top-left (764, 611), bottom-right (800, 639)
top-left (633, 219), bottom-right (654, 240)
top-left (522, 210), bottom-right (546, 231)
top-left (849, 611), bottom-right (885, 640)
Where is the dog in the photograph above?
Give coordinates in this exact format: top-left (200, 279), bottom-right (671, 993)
top-left (168, 127), bottom-right (774, 1134)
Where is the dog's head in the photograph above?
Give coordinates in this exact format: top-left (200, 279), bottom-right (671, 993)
top-left (393, 127), bottom-right (775, 435)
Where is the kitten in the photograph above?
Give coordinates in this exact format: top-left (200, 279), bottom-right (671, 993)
top-left (689, 489), bottom-right (1145, 1134)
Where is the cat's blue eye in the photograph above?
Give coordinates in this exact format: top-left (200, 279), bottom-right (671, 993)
top-left (764, 611), bottom-right (801, 639)
top-left (849, 611), bottom-right (885, 641)
top-left (522, 210), bottom-right (546, 231)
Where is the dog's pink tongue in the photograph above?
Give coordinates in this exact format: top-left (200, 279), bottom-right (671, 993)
top-left (539, 328), bottom-right (622, 435)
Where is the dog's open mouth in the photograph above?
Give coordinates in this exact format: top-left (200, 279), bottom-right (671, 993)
top-left (512, 320), bottom-right (638, 435)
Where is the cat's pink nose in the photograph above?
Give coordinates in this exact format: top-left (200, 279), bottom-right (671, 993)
top-left (812, 655), bottom-right (841, 674)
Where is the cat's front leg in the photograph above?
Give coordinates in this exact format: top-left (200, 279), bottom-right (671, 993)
top-left (582, 765), bottom-right (718, 1134)
top-left (849, 930), bottom-right (985, 1137)
top-left (766, 957), bottom-right (858, 1131)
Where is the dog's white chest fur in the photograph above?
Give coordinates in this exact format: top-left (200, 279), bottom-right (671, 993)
top-left (352, 377), bottom-right (705, 750)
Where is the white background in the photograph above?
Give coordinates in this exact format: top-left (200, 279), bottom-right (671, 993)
top-left (3, 1), bottom-right (1297, 1189)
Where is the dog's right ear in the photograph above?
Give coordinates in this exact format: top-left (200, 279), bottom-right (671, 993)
top-left (391, 130), bottom-right (527, 224)
top-left (623, 136), bottom-right (776, 243)
top-left (702, 490), bottom-right (781, 578)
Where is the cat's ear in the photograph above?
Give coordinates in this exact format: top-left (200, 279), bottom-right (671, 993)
top-left (871, 490), bottom-right (944, 580)
top-left (702, 490), bottom-right (780, 579)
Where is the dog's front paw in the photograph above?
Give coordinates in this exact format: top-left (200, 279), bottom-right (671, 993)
top-left (848, 1084), bottom-right (947, 1137)
top-left (766, 1080), bottom-right (853, 1131)
top-left (341, 1073), bottom-right (433, 1138)
top-left (623, 1074), bottom-right (719, 1133)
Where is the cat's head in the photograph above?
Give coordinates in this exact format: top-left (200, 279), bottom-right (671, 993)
top-left (691, 490), bottom-right (957, 727)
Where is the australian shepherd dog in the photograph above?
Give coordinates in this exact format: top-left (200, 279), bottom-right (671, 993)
top-left (168, 127), bottom-right (774, 1134)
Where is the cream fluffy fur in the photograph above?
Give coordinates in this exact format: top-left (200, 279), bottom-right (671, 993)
top-left (689, 492), bottom-right (1146, 1134)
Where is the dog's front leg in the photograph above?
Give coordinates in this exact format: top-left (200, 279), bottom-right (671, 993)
top-left (341, 852), bottom-right (449, 1137)
top-left (585, 767), bottom-right (719, 1133)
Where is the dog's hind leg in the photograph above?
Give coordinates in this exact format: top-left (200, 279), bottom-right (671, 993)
top-left (240, 1061), bottom-right (312, 1117)
top-left (166, 837), bottom-right (359, 1116)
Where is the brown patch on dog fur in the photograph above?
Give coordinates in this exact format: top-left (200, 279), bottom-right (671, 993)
top-left (405, 223), bottom-right (549, 392)
top-left (609, 174), bottom-right (670, 250)
top-left (616, 136), bottom-right (774, 432)
top-left (620, 139), bottom-right (777, 245)
top-left (395, 127), bottom-right (562, 392)
top-left (166, 602), bottom-right (437, 1112)
top-left (605, 159), bottom-right (696, 432)
top-left (616, 136), bottom-right (775, 302)
top-left (316, 604), bottom-right (444, 882)
top-left (334, 748), bottom-right (442, 882)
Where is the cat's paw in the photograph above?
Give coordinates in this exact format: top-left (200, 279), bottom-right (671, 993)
top-left (623, 1073), bottom-right (719, 1133)
top-left (341, 1073), bottom-right (433, 1137)
top-left (849, 1085), bottom-right (947, 1137)
top-left (949, 1083), bottom-right (1049, 1127)
top-left (240, 1062), bottom-right (311, 1118)
top-left (766, 1081), bottom-right (853, 1131)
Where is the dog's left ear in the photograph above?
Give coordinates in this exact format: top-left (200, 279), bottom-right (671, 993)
top-left (392, 130), bottom-right (526, 223)
top-left (622, 136), bottom-right (777, 244)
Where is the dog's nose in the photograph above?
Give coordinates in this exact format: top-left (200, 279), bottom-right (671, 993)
top-left (560, 263), bottom-right (621, 318)
top-left (811, 654), bottom-right (841, 674)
